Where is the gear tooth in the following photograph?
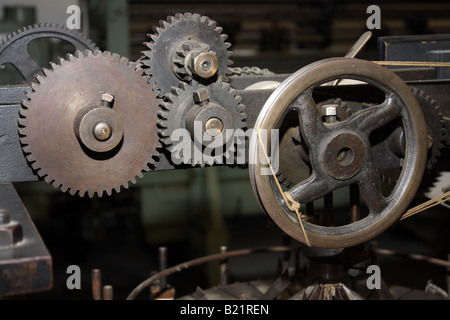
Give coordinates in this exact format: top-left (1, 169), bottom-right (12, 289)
top-left (168, 15), bottom-right (177, 24)
top-left (19, 136), bottom-right (28, 146)
top-left (30, 81), bottom-right (39, 91)
top-left (60, 185), bottom-right (69, 193)
top-left (42, 67), bottom-right (52, 76)
top-left (22, 145), bottom-right (31, 154)
top-left (35, 74), bottom-right (45, 84)
top-left (44, 175), bottom-right (53, 184)
top-left (66, 53), bottom-right (77, 62)
top-left (18, 125), bottom-right (27, 134)
top-left (21, 99), bottom-right (30, 108)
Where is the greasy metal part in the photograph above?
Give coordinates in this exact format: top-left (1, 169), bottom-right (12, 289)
top-left (91, 269), bottom-right (102, 300)
top-left (158, 80), bottom-right (246, 166)
top-left (187, 50), bottom-right (219, 79)
top-left (74, 105), bottom-right (124, 153)
top-left (292, 283), bottom-right (364, 300)
top-left (0, 24), bottom-right (97, 82)
top-left (323, 133), bottom-right (366, 180)
top-left (126, 246), bottom-right (292, 300)
top-left (249, 58), bottom-right (428, 248)
top-left (142, 12), bottom-right (232, 95)
top-left (103, 285), bottom-right (113, 300)
top-left (0, 183), bottom-right (52, 297)
top-left (18, 50), bottom-right (161, 197)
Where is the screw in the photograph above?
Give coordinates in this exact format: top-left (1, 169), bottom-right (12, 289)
top-left (193, 88), bottom-right (210, 103)
top-left (93, 122), bottom-right (112, 141)
top-left (0, 209), bottom-right (10, 225)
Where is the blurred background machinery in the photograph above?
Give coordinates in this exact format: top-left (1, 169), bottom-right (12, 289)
top-left (0, 0), bottom-right (450, 300)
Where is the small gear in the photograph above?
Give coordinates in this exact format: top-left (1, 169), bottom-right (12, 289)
top-left (19, 50), bottom-right (161, 197)
top-left (158, 80), bottom-right (246, 166)
top-left (141, 12), bottom-right (233, 96)
top-left (0, 23), bottom-right (97, 82)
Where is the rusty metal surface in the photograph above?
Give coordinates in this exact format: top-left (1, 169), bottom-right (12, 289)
top-left (18, 50), bottom-right (161, 197)
top-left (0, 183), bottom-right (52, 297)
top-left (249, 57), bottom-right (428, 248)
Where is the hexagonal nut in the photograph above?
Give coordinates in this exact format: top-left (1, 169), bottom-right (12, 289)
top-left (0, 221), bottom-right (23, 247)
top-left (321, 104), bottom-right (338, 116)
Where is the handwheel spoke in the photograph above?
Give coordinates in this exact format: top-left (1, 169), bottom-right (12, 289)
top-left (291, 89), bottom-right (326, 147)
top-left (288, 173), bottom-right (334, 205)
top-left (358, 162), bottom-right (387, 215)
top-left (350, 93), bottom-right (402, 134)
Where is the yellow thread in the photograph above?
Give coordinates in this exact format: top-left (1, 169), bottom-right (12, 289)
top-left (401, 190), bottom-right (450, 220)
top-left (256, 121), bottom-right (311, 247)
top-left (373, 61), bottom-right (450, 67)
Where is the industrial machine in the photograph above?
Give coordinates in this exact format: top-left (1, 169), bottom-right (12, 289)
top-left (0, 11), bottom-right (449, 300)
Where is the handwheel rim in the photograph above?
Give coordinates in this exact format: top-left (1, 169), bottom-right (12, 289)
top-left (249, 58), bottom-right (428, 248)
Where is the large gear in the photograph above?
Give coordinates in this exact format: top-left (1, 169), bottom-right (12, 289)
top-left (141, 12), bottom-right (233, 96)
top-left (158, 80), bottom-right (246, 166)
top-left (0, 23), bottom-right (97, 82)
top-left (18, 50), bottom-right (161, 197)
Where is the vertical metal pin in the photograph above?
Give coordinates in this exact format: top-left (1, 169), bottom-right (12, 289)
top-left (159, 246), bottom-right (167, 291)
top-left (91, 269), bottom-right (102, 300)
top-left (220, 246), bottom-right (228, 287)
top-left (103, 285), bottom-right (113, 300)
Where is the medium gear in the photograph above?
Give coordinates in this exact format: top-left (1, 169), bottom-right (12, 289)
top-left (158, 80), bottom-right (246, 166)
top-left (141, 12), bottom-right (233, 96)
top-left (0, 23), bottom-right (97, 82)
top-left (411, 87), bottom-right (447, 169)
top-left (372, 86), bottom-right (447, 184)
top-left (18, 50), bottom-right (161, 197)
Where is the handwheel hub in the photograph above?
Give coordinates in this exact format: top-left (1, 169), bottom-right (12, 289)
top-left (323, 132), bottom-right (366, 180)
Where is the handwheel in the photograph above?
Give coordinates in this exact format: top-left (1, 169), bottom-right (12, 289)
top-left (249, 58), bottom-right (428, 248)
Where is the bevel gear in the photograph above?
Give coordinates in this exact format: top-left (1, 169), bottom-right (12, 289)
top-left (158, 80), bottom-right (246, 166)
top-left (0, 23), bottom-right (97, 82)
top-left (141, 12), bottom-right (233, 96)
top-left (18, 50), bottom-right (161, 197)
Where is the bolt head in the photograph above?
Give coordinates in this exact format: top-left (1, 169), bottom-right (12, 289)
top-left (0, 220), bottom-right (23, 247)
top-left (93, 121), bottom-right (112, 141)
top-left (101, 93), bottom-right (114, 103)
top-left (321, 104), bottom-right (338, 116)
top-left (193, 88), bottom-right (210, 103)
